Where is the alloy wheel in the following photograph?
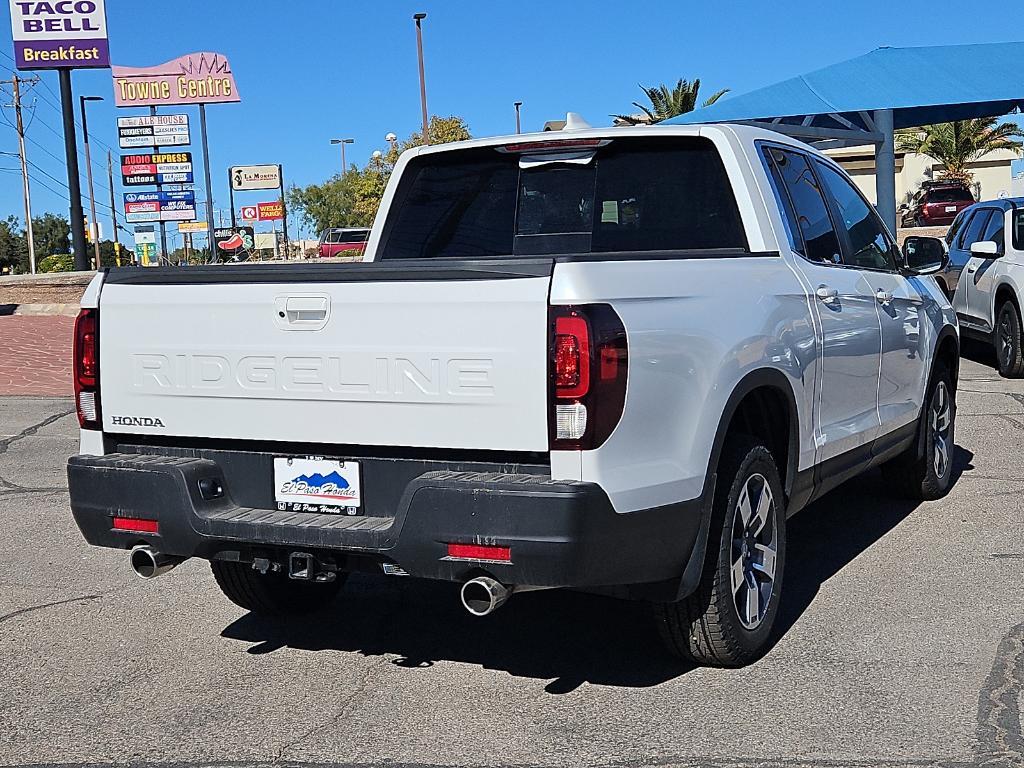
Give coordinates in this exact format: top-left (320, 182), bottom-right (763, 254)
top-left (930, 381), bottom-right (952, 480)
top-left (998, 311), bottom-right (1014, 369)
top-left (730, 473), bottom-right (778, 630)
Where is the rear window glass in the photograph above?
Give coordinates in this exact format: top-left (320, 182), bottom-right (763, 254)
top-left (379, 138), bottom-right (747, 259)
top-left (324, 230), bottom-right (369, 244)
top-left (926, 187), bottom-right (973, 203)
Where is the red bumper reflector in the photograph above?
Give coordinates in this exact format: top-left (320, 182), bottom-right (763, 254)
top-left (112, 517), bottom-right (159, 534)
top-left (447, 543), bottom-right (511, 562)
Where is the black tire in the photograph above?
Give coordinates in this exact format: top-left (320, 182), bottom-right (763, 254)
top-left (995, 301), bottom-right (1024, 378)
top-left (914, 216), bottom-right (925, 228)
top-left (881, 365), bottom-right (956, 501)
top-left (654, 436), bottom-right (786, 667)
top-left (211, 560), bottom-right (344, 616)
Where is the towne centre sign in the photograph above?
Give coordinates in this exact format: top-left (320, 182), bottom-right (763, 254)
top-left (112, 52), bottom-right (241, 107)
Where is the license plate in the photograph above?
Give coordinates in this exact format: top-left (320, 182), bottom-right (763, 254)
top-left (273, 457), bottom-right (361, 515)
top-left (945, 206), bottom-right (957, 212)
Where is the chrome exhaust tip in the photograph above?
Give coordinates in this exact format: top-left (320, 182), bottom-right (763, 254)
top-left (129, 545), bottom-right (186, 579)
top-left (460, 576), bottom-right (511, 617)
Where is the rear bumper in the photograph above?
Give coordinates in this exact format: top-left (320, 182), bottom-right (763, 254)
top-left (67, 452), bottom-right (703, 591)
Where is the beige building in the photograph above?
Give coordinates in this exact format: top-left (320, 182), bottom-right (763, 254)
top-left (825, 145), bottom-right (1017, 207)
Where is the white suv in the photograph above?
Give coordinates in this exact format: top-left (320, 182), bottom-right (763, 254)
top-left (67, 124), bottom-right (959, 667)
top-left (941, 198), bottom-right (1024, 377)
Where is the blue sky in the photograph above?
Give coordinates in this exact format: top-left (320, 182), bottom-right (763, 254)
top-left (1, 0), bottom-right (1023, 243)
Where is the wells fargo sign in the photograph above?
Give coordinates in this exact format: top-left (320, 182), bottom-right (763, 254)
top-left (111, 51), bottom-right (241, 107)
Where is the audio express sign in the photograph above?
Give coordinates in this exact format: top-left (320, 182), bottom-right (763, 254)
top-left (117, 114), bottom-right (190, 148)
top-left (121, 152), bottom-right (193, 186)
top-left (124, 190), bottom-right (196, 223)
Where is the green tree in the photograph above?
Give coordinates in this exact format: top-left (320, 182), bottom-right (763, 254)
top-left (613, 78), bottom-right (728, 125)
top-left (289, 116), bottom-right (472, 234)
top-left (402, 115), bottom-right (472, 150)
top-left (0, 215), bottom-right (29, 273)
top-left (896, 118), bottom-right (1024, 184)
top-left (32, 212), bottom-right (71, 261)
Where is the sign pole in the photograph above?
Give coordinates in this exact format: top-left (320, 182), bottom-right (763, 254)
top-left (278, 164), bottom-right (289, 257)
top-left (106, 150), bottom-right (122, 266)
top-left (59, 70), bottom-right (89, 271)
top-left (199, 104), bottom-right (216, 264)
top-left (149, 106), bottom-right (168, 262)
top-left (228, 167), bottom-right (237, 229)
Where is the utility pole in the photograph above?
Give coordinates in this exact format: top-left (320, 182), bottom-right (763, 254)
top-left (106, 150), bottom-right (122, 266)
top-left (4, 74), bottom-right (39, 273)
top-left (514, 101), bottom-right (523, 134)
top-left (413, 13), bottom-right (429, 143)
top-left (79, 95), bottom-right (103, 268)
top-left (58, 70), bottom-right (89, 272)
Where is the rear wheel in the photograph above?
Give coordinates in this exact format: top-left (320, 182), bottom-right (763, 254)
top-left (882, 365), bottom-right (955, 500)
top-left (996, 301), bottom-right (1024, 378)
top-left (211, 560), bottom-right (344, 616)
top-left (655, 436), bottom-right (786, 667)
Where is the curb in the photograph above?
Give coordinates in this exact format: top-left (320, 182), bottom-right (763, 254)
top-left (0, 303), bottom-right (80, 317)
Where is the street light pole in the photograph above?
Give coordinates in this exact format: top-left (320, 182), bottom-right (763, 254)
top-left (514, 101), bottom-right (522, 134)
top-left (330, 138), bottom-right (354, 177)
top-left (413, 13), bottom-right (429, 144)
top-left (79, 95), bottom-right (103, 268)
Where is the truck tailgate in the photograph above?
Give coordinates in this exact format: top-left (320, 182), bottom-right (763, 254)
top-left (97, 262), bottom-right (552, 452)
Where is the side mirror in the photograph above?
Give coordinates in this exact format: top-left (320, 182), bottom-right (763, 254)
top-left (902, 235), bottom-right (948, 275)
top-left (970, 240), bottom-right (1001, 257)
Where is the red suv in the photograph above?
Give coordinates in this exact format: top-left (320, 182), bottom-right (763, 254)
top-left (900, 183), bottom-right (975, 228)
top-left (318, 227), bottom-right (370, 258)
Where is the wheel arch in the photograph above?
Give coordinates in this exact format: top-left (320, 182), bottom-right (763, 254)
top-left (994, 281), bottom-right (1020, 327)
top-left (933, 325), bottom-right (960, 390)
top-left (705, 368), bottom-right (800, 503)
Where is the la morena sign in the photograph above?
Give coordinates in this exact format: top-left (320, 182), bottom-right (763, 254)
top-left (112, 52), bottom-right (241, 107)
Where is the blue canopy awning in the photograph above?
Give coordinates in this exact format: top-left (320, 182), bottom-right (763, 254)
top-left (668, 42), bottom-right (1024, 132)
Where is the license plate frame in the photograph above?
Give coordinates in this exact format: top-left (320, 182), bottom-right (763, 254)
top-left (273, 456), bottom-right (362, 516)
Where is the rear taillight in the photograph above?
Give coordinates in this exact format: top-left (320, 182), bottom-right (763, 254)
top-left (73, 308), bottom-right (101, 430)
top-left (549, 305), bottom-right (627, 450)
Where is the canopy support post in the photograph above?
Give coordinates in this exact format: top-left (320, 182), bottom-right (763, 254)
top-left (873, 108), bottom-right (897, 235)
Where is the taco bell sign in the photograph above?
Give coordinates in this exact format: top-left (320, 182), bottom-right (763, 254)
top-left (9, 0), bottom-right (110, 70)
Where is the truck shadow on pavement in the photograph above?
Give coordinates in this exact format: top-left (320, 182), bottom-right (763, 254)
top-left (222, 447), bottom-right (974, 694)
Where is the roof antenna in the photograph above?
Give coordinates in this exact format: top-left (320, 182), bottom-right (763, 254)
top-left (563, 112), bottom-right (592, 131)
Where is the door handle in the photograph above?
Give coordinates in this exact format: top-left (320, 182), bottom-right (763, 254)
top-left (816, 286), bottom-right (838, 304)
top-left (967, 266), bottom-right (977, 273)
top-left (875, 289), bottom-right (894, 306)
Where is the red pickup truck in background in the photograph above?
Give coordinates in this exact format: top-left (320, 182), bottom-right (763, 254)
top-left (318, 227), bottom-right (371, 258)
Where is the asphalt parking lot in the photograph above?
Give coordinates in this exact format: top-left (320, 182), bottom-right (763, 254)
top-left (1, 343), bottom-right (1022, 768)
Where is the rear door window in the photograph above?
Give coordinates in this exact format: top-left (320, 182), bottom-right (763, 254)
top-left (379, 138), bottom-right (748, 259)
top-left (982, 209), bottom-right (1005, 251)
top-left (763, 146), bottom-right (842, 265)
top-left (945, 210), bottom-right (968, 245)
top-left (959, 209), bottom-right (993, 250)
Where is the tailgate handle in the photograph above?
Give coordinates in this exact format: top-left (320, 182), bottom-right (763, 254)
top-left (286, 296), bottom-right (328, 322)
top-left (275, 295), bottom-right (330, 330)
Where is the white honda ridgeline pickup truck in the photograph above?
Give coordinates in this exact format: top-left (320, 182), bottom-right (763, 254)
top-left (68, 124), bottom-right (959, 666)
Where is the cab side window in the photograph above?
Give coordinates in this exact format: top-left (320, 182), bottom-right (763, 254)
top-left (760, 148), bottom-right (800, 253)
top-left (764, 147), bottom-right (842, 264)
top-left (815, 161), bottom-right (897, 271)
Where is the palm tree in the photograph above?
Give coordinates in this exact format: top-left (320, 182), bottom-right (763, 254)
top-left (613, 78), bottom-right (728, 125)
top-left (896, 118), bottom-right (1024, 184)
